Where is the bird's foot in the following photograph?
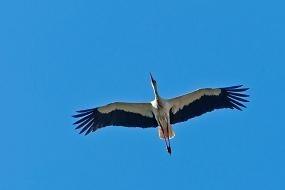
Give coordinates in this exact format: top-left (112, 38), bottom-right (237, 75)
top-left (167, 146), bottom-right (172, 155)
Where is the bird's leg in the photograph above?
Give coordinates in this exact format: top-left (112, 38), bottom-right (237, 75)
top-left (167, 146), bottom-right (172, 154)
top-left (166, 124), bottom-right (172, 155)
top-left (161, 127), bottom-right (169, 150)
top-left (159, 124), bottom-right (171, 155)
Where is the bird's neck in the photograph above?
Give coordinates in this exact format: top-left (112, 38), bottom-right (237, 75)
top-left (153, 85), bottom-right (160, 99)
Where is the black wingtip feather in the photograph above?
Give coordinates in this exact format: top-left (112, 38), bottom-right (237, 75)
top-left (227, 88), bottom-right (249, 92)
top-left (72, 108), bottom-right (97, 134)
top-left (228, 97), bottom-right (246, 108)
top-left (72, 111), bottom-right (93, 118)
top-left (228, 94), bottom-right (249, 102)
top-left (76, 108), bottom-right (96, 113)
top-left (75, 116), bottom-right (93, 129)
top-left (224, 85), bottom-right (243, 90)
top-left (73, 113), bottom-right (94, 125)
top-left (223, 85), bottom-right (249, 111)
top-left (85, 125), bottom-right (94, 135)
top-left (79, 118), bottom-right (94, 134)
top-left (228, 92), bottom-right (250, 97)
top-left (230, 102), bottom-right (243, 111)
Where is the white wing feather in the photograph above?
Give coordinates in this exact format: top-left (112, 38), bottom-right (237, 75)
top-left (98, 102), bottom-right (154, 118)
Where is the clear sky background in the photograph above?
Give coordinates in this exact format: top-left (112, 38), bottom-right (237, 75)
top-left (0, 0), bottom-right (284, 190)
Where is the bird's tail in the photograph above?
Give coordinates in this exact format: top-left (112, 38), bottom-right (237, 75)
top-left (158, 125), bottom-right (175, 140)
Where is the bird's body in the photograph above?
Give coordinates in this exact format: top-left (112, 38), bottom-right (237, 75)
top-left (73, 73), bottom-right (249, 154)
top-left (151, 98), bottom-right (175, 140)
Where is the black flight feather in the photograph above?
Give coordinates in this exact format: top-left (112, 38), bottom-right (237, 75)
top-left (73, 108), bottom-right (157, 135)
top-left (170, 85), bottom-right (249, 124)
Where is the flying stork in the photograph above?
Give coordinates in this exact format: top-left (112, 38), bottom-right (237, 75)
top-left (73, 73), bottom-right (249, 154)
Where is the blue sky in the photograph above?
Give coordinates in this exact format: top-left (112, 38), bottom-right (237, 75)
top-left (0, 0), bottom-right (284, 189)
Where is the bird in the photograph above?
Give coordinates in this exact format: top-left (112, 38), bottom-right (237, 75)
top-left (73, 73), bottom-right (249, 155)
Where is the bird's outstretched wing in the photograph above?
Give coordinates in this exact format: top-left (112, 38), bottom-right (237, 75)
top-left (73, 102), bottom-right (157, 135)
top-left (169, 85), bottom-right (249, 124)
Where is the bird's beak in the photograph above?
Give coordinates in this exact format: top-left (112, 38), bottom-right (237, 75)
top-left (149, 72), bottom-right (155, 83)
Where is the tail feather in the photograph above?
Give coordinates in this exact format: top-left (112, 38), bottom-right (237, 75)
top-left (158, 126), bottom-right (175, 139)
